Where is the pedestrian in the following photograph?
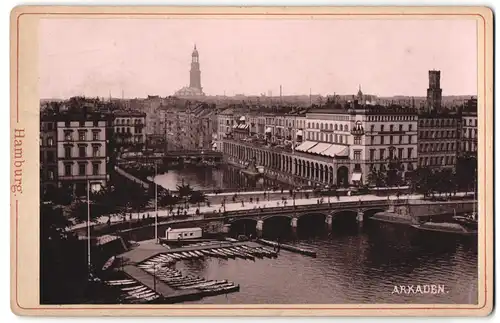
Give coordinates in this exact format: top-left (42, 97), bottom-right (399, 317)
top-left (281, 188), bottom-right (284, 194)
top-left (256, 197), bottom-right (259, 203)
top-left (241, 200), bottom-right (245, 207)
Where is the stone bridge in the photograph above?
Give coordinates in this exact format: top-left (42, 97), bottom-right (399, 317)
top-left (221, 199), bottom-right (401, 236)
top-left (122, 150), bottom-right (223, 162)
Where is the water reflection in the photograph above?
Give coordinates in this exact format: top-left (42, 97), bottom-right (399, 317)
top-left (175, 223), bottom-right (477, 304)
top-left (154, 165), bottom-right (290, 191)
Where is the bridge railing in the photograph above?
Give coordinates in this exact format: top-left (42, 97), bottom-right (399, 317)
top-left (203, 199), bottom-right (402, 220)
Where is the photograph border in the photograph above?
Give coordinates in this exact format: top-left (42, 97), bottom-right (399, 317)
top-left (10, 5), bottom-right (494, 317)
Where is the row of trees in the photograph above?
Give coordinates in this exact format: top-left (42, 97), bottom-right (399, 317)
top-left (42, 179), bottom-right (208, 225)
top-left (366, 154), bottom-right (477, 197)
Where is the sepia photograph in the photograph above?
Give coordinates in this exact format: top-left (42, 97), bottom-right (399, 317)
top-left (11, 5), bottom-right (494, 317)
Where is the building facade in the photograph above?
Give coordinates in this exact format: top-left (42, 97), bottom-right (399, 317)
top-left (461, 110), bottom-right (478, 155)
top-left (56, 111), bottom-right (110, 196)
top-left (113, 110), bottom-right (146, 144)
top-left (220, 103), bottom-right (418, 187)
top-left (40, 115), bottom-right (58, 194)
top-left (417, 113), bottom-right (460, 169)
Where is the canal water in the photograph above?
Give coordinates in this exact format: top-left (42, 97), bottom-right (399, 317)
top-left (175, 223), bottom-right (478, 304)
top-left (154, 165), bottom-right (288, 191)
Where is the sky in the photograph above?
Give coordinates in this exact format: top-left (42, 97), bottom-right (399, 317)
top-left (39, 18), bottom-right (478, 99)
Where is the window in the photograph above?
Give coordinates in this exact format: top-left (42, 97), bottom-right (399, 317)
top-left (47, 137), bottom-right (54, 147)
top-left (79, 146), bottom-right (86, 158)
top-left (399, 135), bottom-right (403, 144)
top-left (399, 124), bottom-right (403, 132)
top-left (353, 150), bottom-right (361, 160)
top-left (47, 151), bottom-right (55, 162)
top-left (369, 149), bottom-right (375, 161)
top-left (354, 136), bottom-right (361, 145)
top-left (380, 136), bottom-right (385, 144)
top-left (93, 120), bottom-right (99, 127)
top-left (64, 131), bottom-right (72, 141)
top-left (79, 163), bottom-right (86, 176)
top-left (379, 149), bottom-right (385, 160)
top-left (48, 169), bottom-right (54, 180)
top-left (92, 131), bottom-right (99, 141)
top-left (408, 136), bottom-right (413, 143)
top-left (370, 125), bottom-right (375, 132)
top-left (64, 146), bottom-right (71, 158)
top-left (47, 123), bottom-right (53, 131)
top-left (92, 163), bottom-right (99, 175)
top-left (381, 125), bottom-right (385, 132)
top-left (92, 145), bottom-right (100, 157)
top-left (78, 131), bottom-right (86, 141)
top-left (390, 125), bottom-right (394, 132)
top-left (407, 148), bottom-right (413, 159)
top-left (65, 121), bottom-right (70, 127)
top-left (389, 136), bottom-right (393, 144)
top-left (408, 125), bottom-right (412, 132)
top-left (398, 148), bottom-right (403, 159)
top-left (335, 124), bottom-right (338, 131)
top-left (64, 164), bottom-right (72, 176)
top-left (79, 121), bottom-right (85, 127)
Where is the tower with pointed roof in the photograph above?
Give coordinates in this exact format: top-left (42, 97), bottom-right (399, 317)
top-left (190, 44), bottom-right (202, 90)
top-left (356, 85), bottom-right (364, 103)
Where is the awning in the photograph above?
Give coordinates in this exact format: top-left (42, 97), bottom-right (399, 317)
top-left (212, 142), bottom-right (217, 148)
top-left (351, 173), bottom-right (362, 182)
top-left (232, 124), bottom-right (237, 128)
top-left (321, 145), bottom-right (348, 157)
top-left (335, 147), bottom-right (349, 157)
top-left (265, 127), bottom-right (272, 133)
top-left (296, 130), bottom-right (303, 136)
top-left (295, 141), bottom-right (317, 152)
top-left (308, 142), bottom-right (331, 154)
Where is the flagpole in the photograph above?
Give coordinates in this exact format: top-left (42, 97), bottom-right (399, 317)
top-left (155, 162), bottom-right (158, 243)
top-left (87, 180), bottom-right (91, 278)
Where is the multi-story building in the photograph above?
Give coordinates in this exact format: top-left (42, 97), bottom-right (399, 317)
top-left (220, 102), bottom-right (417, 187)
top-left (301, 104), bottom-right (418, 185)
top-left (56, 110), bottom-right (110, 196)
top-left (112, 110), bottom-right (146, 145)
top-left (417, 113), bottom-right (460, 169)
top-left (40, 114), bottom-right (58, 194)
top-left (461, 109), bottom-right (478, 155)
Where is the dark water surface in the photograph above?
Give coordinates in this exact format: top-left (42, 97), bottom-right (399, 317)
top-left (175, 224), bottom-right (478, 304)
top-left (154, 166), bottom-right (287, 191)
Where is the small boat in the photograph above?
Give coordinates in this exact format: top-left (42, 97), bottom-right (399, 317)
top-left (179, 280), bottom-right (226, 289)
top-left (411, 221), bottom-right (478, 236)
top-left (102, 256), bottom-right (116, 271)
top-left (189, 251), bottom-right (200, 258)
top-left (127, 286), bottom-right (148, 295)
top-left (106, 280), bottom-right (136, 286)
top-left (121, 285), bottom-right (143, 292)
top-left (194, 251), bottom-right (205, 257)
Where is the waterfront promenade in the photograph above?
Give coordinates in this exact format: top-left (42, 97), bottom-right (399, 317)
top-left (71, 192), bottom-right (470, 230)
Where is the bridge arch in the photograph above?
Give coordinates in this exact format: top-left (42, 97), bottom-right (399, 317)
top-left (363, 208), bottom-right (385, 218)
top-left (331, 209), bottom-right (358, 218)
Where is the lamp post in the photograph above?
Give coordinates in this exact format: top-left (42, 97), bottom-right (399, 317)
top-left (155, 162), bottom-right (158, 243)
top-left (87, 179), bottom-right (91, 281)
top-left (153, 262), bottom-right (157, 292)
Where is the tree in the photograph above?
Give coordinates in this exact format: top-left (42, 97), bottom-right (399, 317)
top-left (189, 190), bottom-right (207, 208)
top-left (40, 203), bottom-right (90, 304)
top-left (42, 185), bottom-right (73, 206)
top-left (386, 157), bottom-right (404, 187)
top-left (176, 183), bottom-right (194, 209)
top-left (367, 168), bottom-right (386, 187)
top-left (411, 167), bottom-right (433, 197)
top-left (158, 191), bottom-right (180, 210)
top-left (456, 153), bottom-right (478, 193)
top-left (126, 183), bottom-right (151, 219)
